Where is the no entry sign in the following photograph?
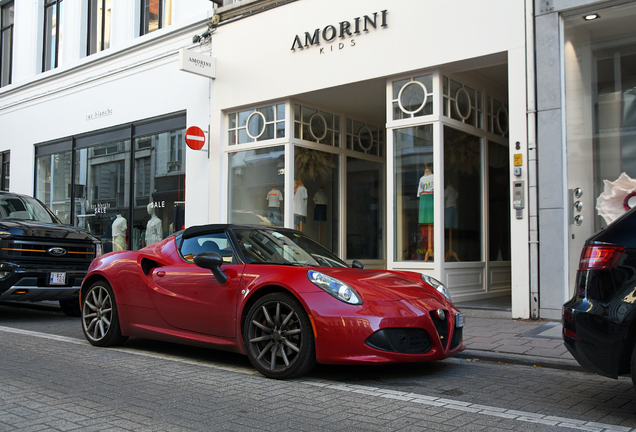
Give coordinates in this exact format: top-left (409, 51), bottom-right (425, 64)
top-left (185, 126), bottom-right (206, 150)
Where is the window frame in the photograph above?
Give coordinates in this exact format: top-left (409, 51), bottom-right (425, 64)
top-left (42, 0), bottom-right (62, 72)
top-left (87, 0), bottom-right (110, 56)
top-left (0, 0), bottom-right (14, 87)
top-left (140, 0), bottom-right (171, 36)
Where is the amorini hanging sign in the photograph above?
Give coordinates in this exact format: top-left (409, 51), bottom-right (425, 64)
top-left (178, 49), bottom-right (216, 79)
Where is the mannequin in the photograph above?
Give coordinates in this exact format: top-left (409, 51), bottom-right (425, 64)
top-left (313, 186), bottom-right (327, 243)
top-left (417, 165), bottom-right (434, 261)
top-left (294, 179), bottom-right (308, 231)
top-left (145, 203), bottom-right (163, 246)
top-left (112, 213), bottom-right (127, 251)
top-left (444, 184), bottom-right (459, 261)
top-left (266, 183), bottom-right (283, 225)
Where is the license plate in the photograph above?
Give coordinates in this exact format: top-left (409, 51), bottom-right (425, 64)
top-left (456, 312), bottom-right (465, 328)
top-left (49, 272), bottom-right (66, 285)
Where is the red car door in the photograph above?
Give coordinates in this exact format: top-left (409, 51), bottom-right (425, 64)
top-left (147, 262), bottom-right (244, 338)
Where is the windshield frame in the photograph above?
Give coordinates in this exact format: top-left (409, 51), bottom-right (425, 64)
top-left (230, 227), bottom-right (348, 268)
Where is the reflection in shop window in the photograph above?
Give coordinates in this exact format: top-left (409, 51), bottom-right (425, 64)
top-left (36, 151), bottom-right (73, 224)
top-left (394, 125), bottom-right (434, 262)
top-left (347, 157), bottom-right (383, 260)
top-left (294, 147), bottom-right (339, 253)
top-left (443, 126), bottom-right (482, 262)
top-left (229, 146), bottom-right (285, 227)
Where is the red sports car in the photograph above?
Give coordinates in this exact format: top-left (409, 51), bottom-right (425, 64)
top-left (80, 224), bottom-right (465, 379)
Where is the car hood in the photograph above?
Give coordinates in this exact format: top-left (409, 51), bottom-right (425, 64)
top-left (0, 220), bottom-right (96, 241)
top-left (319, 268), bottom-right (440, 302)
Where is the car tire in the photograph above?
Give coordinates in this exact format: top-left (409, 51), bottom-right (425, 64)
top-left (59, 298), bottom-right (81, 317)
top-left (244, 292), bottom-right (316, 379)
top-left (81, 280), bottom-right (128, 347)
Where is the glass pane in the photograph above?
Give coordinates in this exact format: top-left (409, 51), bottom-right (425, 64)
top-left (229, 146), bottom-right (285, 226)
top-left (259, 106), bottom-right (274, 122)
top-left (394, 125), bottom-right (434, 262)
top-left (43, 4), bottom-right (57, 71)
top-left (1, 27), bottom-right (12, 86)
top-left (35, 151), bottom-right (73, 224)
top-left (347, 157), bottom-right (383, 260)
top-left (74, 140), bottom-right (131, 253)
top-left (162, 0), bottom-right (172, 27)
top-left (443, 126), bottom-right (482, 262)
top-left (488, 141), bottom-right (510, 261)
top-left (294, 147), bottom-right (339, 253)
top-left (131, 129), bottom-right (186, 250)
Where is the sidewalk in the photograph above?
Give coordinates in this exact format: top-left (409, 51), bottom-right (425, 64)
top-left (458, 315), bottom-right (583, 371)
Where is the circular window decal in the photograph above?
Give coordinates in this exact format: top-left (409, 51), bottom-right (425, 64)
top-left (246, 111), bottom-right (266, 139)
top-left (357, 126), bottom-right (374, 152)
top-left (309, 113), bottom-right (328, 141)
top-left (496, 105), bottom-right (509, 136)
top-left (455, 88), bottom-right (472, 120)
top-left (397, 81), bottom-right (428, 115)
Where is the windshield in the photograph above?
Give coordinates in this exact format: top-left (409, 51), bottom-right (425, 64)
top-left (231, 228), bottom-right (348, 267)
top-left (0, 195), bottom-right (60, 224)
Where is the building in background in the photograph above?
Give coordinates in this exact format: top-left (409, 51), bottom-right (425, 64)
top-left (0, 0), bottom-right (633, 320)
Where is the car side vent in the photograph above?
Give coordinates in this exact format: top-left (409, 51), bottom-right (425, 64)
top-left (450, 327), bottom-right (462, 350)
top-left (141, 258), bottom-right (162, 275)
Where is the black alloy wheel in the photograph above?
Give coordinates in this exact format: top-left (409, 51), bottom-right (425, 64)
top-left (81, 280), bottom-right (128, 347)
top-left (244, 292), bottom-right (316, 379)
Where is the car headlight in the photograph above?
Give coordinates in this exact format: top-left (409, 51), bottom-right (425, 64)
top-left (307, 270), bottom-right (362, 305)
top-left (0, 262), bottom-right (16, 280)
top-left (421, 274), bottom-right (451, 301)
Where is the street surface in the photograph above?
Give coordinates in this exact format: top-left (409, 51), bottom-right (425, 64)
top-left (0, 302), bottom-right (635, 431)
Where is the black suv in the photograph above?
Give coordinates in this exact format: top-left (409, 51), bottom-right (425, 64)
top-left (563, 206), bottom-right (636, 389)
top-left (0, 192), bottom-right (100, 316)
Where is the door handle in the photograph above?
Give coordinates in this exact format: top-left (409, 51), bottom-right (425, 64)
top-left (156, 271), bottom-right (166, 277)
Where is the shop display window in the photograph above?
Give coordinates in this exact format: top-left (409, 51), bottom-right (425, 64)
top-left (394, 125), bottom-right (434, 262)
top-left (488, 141), bottom-right (510, 261)
top-left (347, 157), bottom-right (382, 260)
top-left (293, 105), bottom-right (340, 147)
top-left (443, 126), bottom-right (482, 262)
top-left (294, 147), bottom-right (339, 252)
top-left (392, 74), bottom-right (434, 121)
top-left (74, 141), bottom-right (131, 253)
top-left (131, 129), bottom-right (186, 251)
top-left (228, 104), bottom-right (285, 145)
top-left (36, 150), bottom-right (73, 224)
top-left (228, 146), bottom-right (285, 226)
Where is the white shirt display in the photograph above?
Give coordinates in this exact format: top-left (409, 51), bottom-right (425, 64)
top-left (313, 189), bottom-right (328, 205)
top-left (294, 185), bottom-right (308, 216)
top-left (445, 185), bottom-right (458, 208)
top-left (267, 188), bottom-right (283, 207)
top-left (417, 173), bottom-right (434, 196)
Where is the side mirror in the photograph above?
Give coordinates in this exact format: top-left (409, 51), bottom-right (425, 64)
top-left (352, 260), bottom-right (364, 269)
top-left (193, 252), bottom-right (228, 284)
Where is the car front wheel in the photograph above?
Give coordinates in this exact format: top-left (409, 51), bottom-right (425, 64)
top-left (81, 280), bottom-right (128, 347)
top-left (244, 292), bottom-right (316, 379)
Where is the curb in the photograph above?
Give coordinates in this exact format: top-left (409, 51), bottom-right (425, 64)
top-left (456, 349), bottom-right (586, 372)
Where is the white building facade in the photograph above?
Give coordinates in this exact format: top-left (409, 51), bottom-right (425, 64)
top-left (0, 0), bottom-right (633, 319)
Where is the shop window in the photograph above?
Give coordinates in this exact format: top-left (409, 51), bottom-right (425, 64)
top-left (36, 151), bottom-right (73, 224)
top-left (347, 157), bottom-right (382, 260)
top-left (294, 147), bottom-right (339, 252)
top-left (228, 146), bottom-right (285, 226)
top-left (0, 1), bottom-right (14, 87)
top-left (443, 76), bottom-right (483, 129)
top-left (345, 118), bottom-right (384, 157)
top-left (228, 104), bottom-right (285, 145)
top-left (443, 126), bottom-right (482, 262)
top-left (487, 96), bottom-right (509, 138)
top-left (140, 0), bottom-right (171, 35)
top-left (0, 151), bottom-right (8, 191)
top-left (293, 105), bottom-right (340, 147)
top-left (392, 75), bottom-right (434, 121)
top-left (394, 125), bottom-right (434, 262)
top-left (488, 141), bottom-right (510, 261)
top-left (43, 0), bottom-right (63, 72)
top-left (132, 129), bottom-right (186, 250)
top-left (87, 0), bottom-right (111, 55)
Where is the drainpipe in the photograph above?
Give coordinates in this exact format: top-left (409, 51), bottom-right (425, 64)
top-left (526, 0), bottom-right (540, 319)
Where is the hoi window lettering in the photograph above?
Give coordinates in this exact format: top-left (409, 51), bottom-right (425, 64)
top-left (0, 1), bottom-right (14, 87)
top-left (43, 0), bottom-right (63, 72)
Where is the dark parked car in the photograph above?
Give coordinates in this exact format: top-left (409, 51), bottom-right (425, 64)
top-left (0, 191), bottom-right (100, 316)
top-left (563, 207), bottom-right (636, 388)
top-left (80, 224), bottom-right (464, 379)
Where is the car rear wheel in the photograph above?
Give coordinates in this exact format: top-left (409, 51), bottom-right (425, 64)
top-left (81, 280), bottom-right (128, 347)
top-left (244, 292), bottom-right (316, 379)
top-left (59, 298), bottom-right (81, 317)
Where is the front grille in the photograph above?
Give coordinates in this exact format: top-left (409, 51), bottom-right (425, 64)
top-left (365, 328), bottom-right (432, 354)
top-left (430, 310), bottom-right (449, 350)
top-left (450, 327), bottom-right (463, 350)
top-left (1, 239), bottom-right (95, 268)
